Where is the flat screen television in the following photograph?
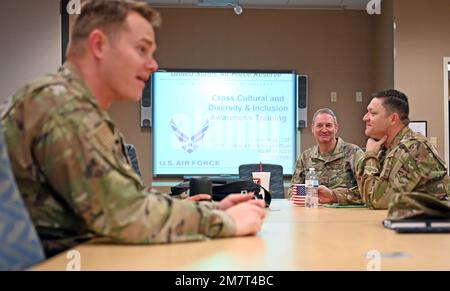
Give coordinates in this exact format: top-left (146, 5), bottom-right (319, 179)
top-left (151, 69), bottom-right (298, 177)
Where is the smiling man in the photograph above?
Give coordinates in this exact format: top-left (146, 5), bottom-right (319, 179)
top-left (289, 108), bottom-right (363, 204)
top-left (1, 0), bottom-right (266, 257)
top-left (356, 89), bottom-right (450, 209)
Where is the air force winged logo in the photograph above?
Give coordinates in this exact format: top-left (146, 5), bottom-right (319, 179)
top-left (170, 119), bottom-right (209, 153)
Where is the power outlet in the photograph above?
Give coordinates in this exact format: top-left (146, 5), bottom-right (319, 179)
top-left (356, 92), bottom-right (363, 102)
top-left (331, 92), bottom-right (337, 103)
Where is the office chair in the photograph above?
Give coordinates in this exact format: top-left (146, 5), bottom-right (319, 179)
top-left (238, 164), bottom-right (285, 198)
top-left (0, 123), bottom-right (45, 270)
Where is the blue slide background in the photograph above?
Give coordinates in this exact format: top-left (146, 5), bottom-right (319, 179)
top-left (153, 71), bottom-right (297, 176)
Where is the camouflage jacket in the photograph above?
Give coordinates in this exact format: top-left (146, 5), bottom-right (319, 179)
top-left (289, 137), bottom-right (364, 204)
top-left (1, 63), bottom-right (235, 256)
top-left (356, 126), bottom-right (450, 210)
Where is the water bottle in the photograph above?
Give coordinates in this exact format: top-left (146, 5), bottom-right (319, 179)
top-left (305, 168), bottom-right (319, 208)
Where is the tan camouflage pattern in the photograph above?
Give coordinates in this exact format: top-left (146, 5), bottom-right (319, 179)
top-left (356, 126), bottom-right (450, 210)
top-left (289, 137), bottom-right (364, 203)
top-left (1, 63), bottom-right (235, 256)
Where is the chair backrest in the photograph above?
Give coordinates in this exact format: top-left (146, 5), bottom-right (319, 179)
top-left (238, 164), bottom-right (285, 198)
top-left (0, 123), bottom-right (45, 270)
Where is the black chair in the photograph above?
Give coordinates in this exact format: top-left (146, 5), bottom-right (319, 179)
top-left (238, 164), bottom-right (284, 199)
top-left (0, 123), bottom-right (45, 270)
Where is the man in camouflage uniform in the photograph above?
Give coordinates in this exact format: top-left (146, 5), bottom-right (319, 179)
top-left (356, 89), bottom-right (450, 210)
top-left (289, 108), bottom-right (364, 204)
top-left (0, 0), bottom-right (266, 257)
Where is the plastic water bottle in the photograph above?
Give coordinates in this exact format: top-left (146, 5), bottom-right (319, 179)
top-left (305, 168), bottom-right (319, 208)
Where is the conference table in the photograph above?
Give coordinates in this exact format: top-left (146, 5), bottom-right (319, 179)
top-left (31, 199), bottom-right (450, 271)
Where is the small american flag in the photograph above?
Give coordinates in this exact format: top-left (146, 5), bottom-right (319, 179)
top-left (292, 184), bottom-right (306, 196)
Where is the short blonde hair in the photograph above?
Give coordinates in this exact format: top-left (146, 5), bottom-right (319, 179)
top-left (67, 0), bottom-right (161, 57)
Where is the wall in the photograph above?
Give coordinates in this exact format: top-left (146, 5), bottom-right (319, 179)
top-left (372, 0), bottom-right (394, 92)
top-left (0, 0), bottom-right (61, 99)
top-left (108, 8), bottom-right (375, 187)
top-left (394, 0), bottom-right (450, 158)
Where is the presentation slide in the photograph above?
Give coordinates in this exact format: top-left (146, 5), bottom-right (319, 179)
top-left (152, 71), bottom-right (297, 176)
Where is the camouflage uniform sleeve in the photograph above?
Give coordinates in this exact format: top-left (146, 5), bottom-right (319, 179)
top-left (34, 110), bottom-right (235, 244)
top-left (288, 153), bottom-right (306, 198)
top-left (356, 146), bottom-right (423, 209)
top-left (332, 148), bottom-right (364, 204)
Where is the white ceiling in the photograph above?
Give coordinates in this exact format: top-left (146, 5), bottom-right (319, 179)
top-left (145, 0), bottom-right (373, 10)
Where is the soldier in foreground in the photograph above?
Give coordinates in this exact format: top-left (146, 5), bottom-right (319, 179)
top-left (1, 0), bottom-right (266, 257)
top-left (289, 108), bottom-right (364, 204)
top-left (356, 89), bottom-right (450, 209)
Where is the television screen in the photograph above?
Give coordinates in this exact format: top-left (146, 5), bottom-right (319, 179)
top-left (152, 70), bottom-right (297, 177)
